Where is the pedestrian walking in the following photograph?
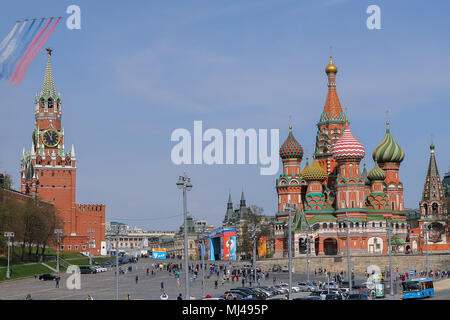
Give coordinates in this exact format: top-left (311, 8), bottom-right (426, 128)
top-left (160, 292), bottom-right (169, 300)
top-left (161, 281), bottom-right (164, 291)
top-left (177, 293), bottom-right (183, 300)
top-left (55, 277), bottom-right (60, 288)
top-left (135, 275), bottom-right (138, 284)
top-left (87, 295), bottom-right (94, 300)
top-left (215, 280), bottom-right (218, 289)
top-left (242, 278), bottom-right (245, 287)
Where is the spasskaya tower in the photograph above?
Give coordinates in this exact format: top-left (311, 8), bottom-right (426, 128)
top-left (20, 48), bottom-right (106, 255)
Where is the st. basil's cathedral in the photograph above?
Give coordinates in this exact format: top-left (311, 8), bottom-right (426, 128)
top-left (273, 56), bottom-right (449, 257)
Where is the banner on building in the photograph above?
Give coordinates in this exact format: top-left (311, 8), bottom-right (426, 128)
top-left (223, 234), bottom-right (236, 261)
top-left (152, 248), bottom-right (167, 259)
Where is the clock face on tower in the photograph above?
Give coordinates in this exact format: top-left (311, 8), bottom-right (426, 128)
top-left (42, 129), bottom-right (60, 148)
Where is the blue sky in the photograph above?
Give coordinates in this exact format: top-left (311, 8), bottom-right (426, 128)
top-left (0, 0), bottom-right (449, 230)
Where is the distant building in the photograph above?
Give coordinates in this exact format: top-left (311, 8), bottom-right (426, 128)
top-left (413, 144), bottom-right (450, 253)
top-left (105, 221), bottom-right (176, 255)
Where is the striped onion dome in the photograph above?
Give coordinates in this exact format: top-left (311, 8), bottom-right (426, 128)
top-left (331, 122), bottom-right (365, 160)
top-left (367, 162), bottom-right (386, 181)
top-left (279, 126), bottom-right (303, 160)
top-left (372, 122), bottom-right (404, 163)
top-left (302, 159), bottom-right (327, 181)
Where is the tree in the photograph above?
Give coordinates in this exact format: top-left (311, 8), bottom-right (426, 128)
top-left (238, 205), bottom-right (272, 259)
top-left (0, 173), bottom-right (13, 189)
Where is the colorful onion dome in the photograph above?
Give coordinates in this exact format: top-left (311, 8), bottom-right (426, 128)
top-left (372, 121), bottom-right (404, 163)
top-left (302, 159), bottom-right (328, 181)
top-left (325, 56), bottom-right (338, 74)
top-left (367, 162), bottom-right (386, 181)
top-left (280, 126), bottom-right (304, 160)
top-left (331, 122), bottom-right (365, 160)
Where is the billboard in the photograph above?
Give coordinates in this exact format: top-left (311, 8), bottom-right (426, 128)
top-left (152, 248), bottom-right (167, 259)
top-left (223, 233), bottom-right (236, 261)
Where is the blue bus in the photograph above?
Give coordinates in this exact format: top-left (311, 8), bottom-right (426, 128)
top-left (402, 278), bottom-right (434, 299)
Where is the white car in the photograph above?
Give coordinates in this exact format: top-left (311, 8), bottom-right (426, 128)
top-left (280, 283), bottom-right (300, 293)
top-left (94, 266), bottom-right (107, 272)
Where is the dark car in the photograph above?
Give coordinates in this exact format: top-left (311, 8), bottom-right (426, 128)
top-left (272, 264), bottom-right (282, 272)
top-left (224, 291), bottom-right (254, 300)
top-left (39, 274), bottom-right (59, 281)
top-left (346, 294), bottom-right (367, 300)
top-left (294, 296), bottom-right (322, 300)
top-left (230, 287), bottom-right (265, 299)
top-left (325, 294), bottom-right (343, 300)
top-left (79, 265), bottom-right (97, 274)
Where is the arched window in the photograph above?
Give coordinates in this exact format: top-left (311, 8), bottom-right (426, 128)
top-left (432, 203), bottom-right (439, 215)
top-left (329, 223), bottom-right (333, 229)
top-left (39, 97), bottom-right (45, 107)
top-left (350, 222), bottom-right (354, 228)
top-left (379, 222), bottom-right (382, 228)
top-left (322, 223), bottom-right (327, 229)
top-left (355, 222), bottom-right (359, 228)
top-left (48, 98), bottom-right (53, 108)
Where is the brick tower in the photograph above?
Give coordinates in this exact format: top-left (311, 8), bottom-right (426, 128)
top-left (20, 49), bottom-right (106, 255)
top-left (372, 121), bottom-right (405, 212)
top-left (314, 56), bottom-right (346, 177)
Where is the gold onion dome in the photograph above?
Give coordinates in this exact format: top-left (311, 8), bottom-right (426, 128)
top-left (325, 56), bottom-right (338, 74)
top-left (280, 125), bottom-right (303, 160)
top-left (302, 159), bottom-right (328, 181)
top-left (367, 162), bottom-right (386, 181)
top-left (372, 121), bottom-right (405, 163)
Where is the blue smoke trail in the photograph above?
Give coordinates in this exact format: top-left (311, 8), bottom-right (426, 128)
top-left (1, 19), bottom-right (43, 80)
top-left (0, 20), bottom-right (27, 67)
top-left (0, 21), bottom-right (20, 56)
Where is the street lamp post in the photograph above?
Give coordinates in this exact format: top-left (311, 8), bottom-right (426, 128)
top-left (386, 220), bottom-right (394, 298)
top-left (249, 224), bottom-right (260, 288)
top-left (87, 228), bottom-right (94, 265)
top-left (4, 232), bottom-right (14, 279)
top-left (345, 212), bottom-right (352, 294)
top-left (54, 229), bottom-right (63, 274)
top-left (424, 224), bottom-right (429, 276)
top-left (286, 203), bottom-right (295, 300)
top-left (200, 225), bottom-right (206, 298)
top-left (176, 172), bottom-right (193, 300)
top-left (115, 227), bottom-right (120, 300)
top-left (305, 217), bottom-right (311, 284)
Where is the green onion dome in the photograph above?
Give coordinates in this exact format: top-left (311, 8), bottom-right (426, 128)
top-left (302, 159), bottom-right (327, 181)
top-left (280, 126), bottom-right (303, 160)
top-left (367, 162), bottom-right (386, 181)
top-left (372, 121), bottom-right (404, 163)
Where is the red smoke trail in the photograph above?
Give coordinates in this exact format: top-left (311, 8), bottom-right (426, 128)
top-left (11, 17), bottom-right (61, 85)
top-left (10, 18), bottom-right (53, 84)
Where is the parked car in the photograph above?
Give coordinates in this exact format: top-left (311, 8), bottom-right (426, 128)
top-left (39, 274), bottom-right (59, 281)
top-left (282, 265), bottom-right (295, 273)
top-left (346, 293), bottom-right (367, 300)
top-left (294, 296), bottom-right (322, 300)
top-left (298, 282), bottom-right (318, 292)
top-left (325, 293), bottom-right (343, 300)
top-left (272, 264), bottom-right (282, 272)
top-left (280, 283), bottom-right (300, 293)
top-left (258, 286), bottom-right (277, 296)
top-left (273, 285), bottom-right (289, 294)
top-left (322, 281), bottom-right (338, 290)
top-left (94, 266), bottom-right (107, 272)
top-left (79, 265), bottom-right (97, 274)
top-left (229, 287), bottom-right (264, 299)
